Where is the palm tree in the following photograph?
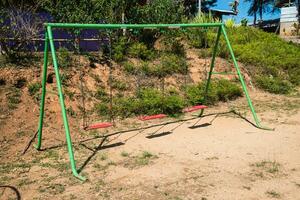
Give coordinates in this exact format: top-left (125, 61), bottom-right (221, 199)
top-left (245, 0), bottom-right (274, 25)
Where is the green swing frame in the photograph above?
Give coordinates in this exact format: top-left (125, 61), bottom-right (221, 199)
top-left (35, 23), bottom-right (271, 181)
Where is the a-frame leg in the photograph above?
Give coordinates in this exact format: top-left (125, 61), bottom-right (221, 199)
top-left (220, 25), bottom-right (273, 131)
top-left (46, 26), bottom-right (86, 181)
top-left (35, 30), bottom-right (49, 150)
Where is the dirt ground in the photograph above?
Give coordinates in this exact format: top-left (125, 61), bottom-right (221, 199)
top-left (1, 85), bottom-right (300, 199)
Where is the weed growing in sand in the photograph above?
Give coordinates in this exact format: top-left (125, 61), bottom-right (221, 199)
top-left (28, 82), bottom-right (41, 96)
top-left (250, 160), bottom-right (282, 179)
top-left (38, 183), bottom-right (65, 195)
top-left (266, 190), bottom-right (281, 198)
top-left (135, 151), bottom-right (157, 166)
top-left (121, 151), bottom-right (129, 157)
top-left (6, 87), bottom-right (21, 109)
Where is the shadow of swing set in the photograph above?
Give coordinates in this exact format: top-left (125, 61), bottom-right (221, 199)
top-left (34, 23), bottom-right (273, 181)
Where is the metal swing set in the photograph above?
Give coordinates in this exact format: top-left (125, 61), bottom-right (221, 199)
top-left (34, 22), bottom-right (272, 181)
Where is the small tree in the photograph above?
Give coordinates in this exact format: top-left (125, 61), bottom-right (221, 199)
top-left (0, 6), bottom-right (43, 63)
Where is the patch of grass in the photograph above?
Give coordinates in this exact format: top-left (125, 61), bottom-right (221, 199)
top-left (57, 47), bottom-right (73, 68)
top-left (94, 88), bottom-right (109, 102)
top-left (266, 190), bottom-right (281, 198)
top-left (111, 78), bottom-right (127, 91)
top-left (100, 153), bottom-right (108, 161)
top-left (121, 151), bottom-right (129, 157)
top-left (17, 178), bottom-right (35, 187)
top-left (65, 89), bottom-right (75, 100)
top-left (6, 87), bottom-right (21, 109)
top-left (227, 27), bottom-right (300, 94)
top-left (250, 160), bottom-right (281, 179)
top-left (66, 106), bottom-right (76, 117)
top-left (0, 162), bottom-right (31, 174)
top-left (135, 151), bottom-right (157, 166)
top-left (255, 76), bottom-right (293, 94)
top-left (38, 183), bottom-right (65, 195)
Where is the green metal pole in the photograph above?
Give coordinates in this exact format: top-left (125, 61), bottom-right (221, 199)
top-left (221, 25), bottom-right (270, 129)
top-left (47, 26), bottom-right (86, 181)
top-left (199, 26), bottom-right (222, 117)
top-left (35, 30), bottom-right (49, 150)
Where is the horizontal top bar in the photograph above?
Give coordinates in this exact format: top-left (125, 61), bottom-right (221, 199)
top-left (45, 23), bottom-right (223, 29)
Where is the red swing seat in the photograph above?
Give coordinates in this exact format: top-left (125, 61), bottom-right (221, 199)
top-left (84, 122), bottom-right (113, 131)
top-left (183, 105), bottom-right (208, 113)
top-left (138, 114), bottom-right (167, 121)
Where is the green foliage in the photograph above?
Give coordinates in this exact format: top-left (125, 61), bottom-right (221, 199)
top-left (161, 37), bottom-right (186, 57)
top-left (152, 54), bottom-right (187, 77)
top-left (225, 18), bottom-right (235, 28)
top-left (192, 12), bottom-right (220, 24)
top-left (129, 0), bottom-right (185, 24)
top-left (94, 102), bottom-right (110, 116)
top-left (186, 13), bottom-right (219, 49)
top-left (255, 76), bottom-right (293, 94)
top-left (112, 36), bottom-right (128, 62)
top-left (94, 80), bottom-right (242, 118)
top-left (94, 89), bottom-right (109, 102)
top-left (127, 42), bottom-right (155, 60)
top-left (241, 18), bottom-right (248, 26)
top-left (57, 48), bottom-right (73, 68)
top-left (185, 79), bottom-right (243, 105)
top-left (162, 94), bottom-right (185, 116)
top-left (226, 27), bottom-right (300, 93)
top-left (28, 82), bottom-right (41, 96)
top-left (111, 78), bottom-right (127, 91)
top-left (7, 88), bottom-right (21, 109)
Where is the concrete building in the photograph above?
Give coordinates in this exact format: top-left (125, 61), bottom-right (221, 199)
top-left (276, 0), bottom-right (300, 36)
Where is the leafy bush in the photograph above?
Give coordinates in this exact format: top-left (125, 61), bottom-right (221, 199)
top-left (112, 36), bottom-right (128, 62)
top-left (28, 82), bottom-right (41, 96)
top-left (162, 94), bottom-right (185, 116)
top-left (127, 42), bottom-right (155, 60)
top-left (94, 102), bottom-right (110, 116)
top-left (94, 89), bottom-right (109, 102)
top-left (192, 26), bottom-right (300, 94)
top-left (94, 80), bottom-right (242, 118)
top-left (225, 27), bottom-right (300, 93)
top-left (57, 48), bottom-right (73, 68)
top-left (185, 79), bottom-right (243, 105)
top-left (255, 76), bottom-right (293, 94)
top-left (161, 36), bottom-right (186, 56)
top-left (152, 54), bottom-right (187, 77)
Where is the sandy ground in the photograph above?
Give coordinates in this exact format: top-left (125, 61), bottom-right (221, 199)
top-left (0, 88), bottom-right (300, 200)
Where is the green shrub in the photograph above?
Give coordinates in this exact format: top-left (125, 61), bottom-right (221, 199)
top-left (28, 82), bottom-right (41, 96)
top-left (94, 102), bottom-right (110, 116)
top-left (214, 79), bottom-right (243, 101)
top-left (114, 97), bottom-right (140, 118)
top-left (123, 61), bottom-right (136, 75)
top-left (162, 94), bottom-right (184, 116)
top-left (127, 42), bottom-right (155, 60)
top-left (161, 37), bottom-right (186, 56)
top-left (255, 76), bottom-right (293, 94)
top-left (111, 79), bottom-right (127, 91)
top-left (152, 54), bottom-right (187, 77)
top-left (57, 48), bottom-right (73, 68)
top-left (185, 79), bottom-right (243, 105)
top-left (94, 89), bottom-right (109, 102)
top-left (137, 88), bottom-right (164, 115)
top-left (113, 36), bottom-right (128, 62)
